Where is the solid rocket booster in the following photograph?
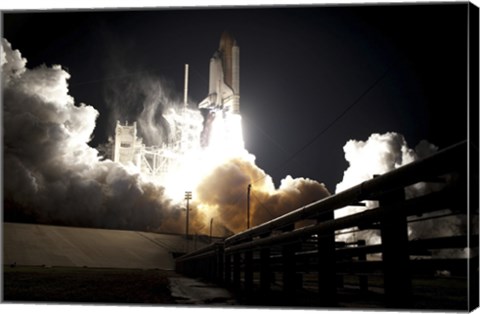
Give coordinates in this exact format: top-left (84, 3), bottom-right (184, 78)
top-left (199, 31), bottom-right (240, 114)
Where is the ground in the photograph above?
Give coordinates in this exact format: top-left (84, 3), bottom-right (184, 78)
top-left (3, 265), bottom-right (237, 305)
top-left (3, 266), bottom-right (175, 304)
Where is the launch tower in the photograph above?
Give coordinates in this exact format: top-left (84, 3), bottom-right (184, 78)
top-left (113, 121), bottom-right (143, 167)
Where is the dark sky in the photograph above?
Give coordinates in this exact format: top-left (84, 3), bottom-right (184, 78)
top-left (2, 3), bottom-right (470, 192)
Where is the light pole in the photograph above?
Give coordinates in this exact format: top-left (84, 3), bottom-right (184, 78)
top-left (185, 191), bottom-right (192, 252)
top-left (210, 218), bottom-right (213, 243)
top-left (247, 184), bottom-right (251, 229)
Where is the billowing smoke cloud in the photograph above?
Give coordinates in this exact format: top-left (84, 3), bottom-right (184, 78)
top-left (334, 132), bottom-right (467, 248)
top-left (335, 132), bottom-right (432, 195)
top-left (2, 38), bottom-right (331, 236)
top-left (2, 38), bottom-right (183, 232)
top-left (194, 156), bottom-right (330, 234)
top-left (4, 37), bottom-right (468, 250)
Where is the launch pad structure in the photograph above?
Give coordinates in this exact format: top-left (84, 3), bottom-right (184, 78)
top-left (113, 32), bottom-right (241, 180)
top-left (113, 112), bottom-right (200, 180)
top-left (113, 120), bottom-right (177, 177)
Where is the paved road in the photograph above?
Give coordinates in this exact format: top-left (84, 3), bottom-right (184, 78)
top-left (169, 276), bottom-right (236, 305)
top-left (3, 223), bottom-right (208, 270)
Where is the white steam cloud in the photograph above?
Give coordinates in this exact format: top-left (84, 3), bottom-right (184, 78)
top-left (2, 38), bottom-right (331, 235)
top-left (110, 76), bottom-right (185, 147)
top-left (334, 132), bottom-right (467, 248)
top-left (2, 38), bottom-right (179, 231)
top-left (2, 37), bottom-right (469, 254)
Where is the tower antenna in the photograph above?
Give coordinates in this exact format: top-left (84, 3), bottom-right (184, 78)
top-left (184, 64), bottom-right (189, 108)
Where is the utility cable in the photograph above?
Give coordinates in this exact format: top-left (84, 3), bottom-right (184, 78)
top-left (190, 67), bottom-right (209, 85)
top-left (229, 186), bottom-right (248, 210)
top-left (252, 63), bottom-right (394, 185)
top-left (242, 114), bottom-right (292, 157)
top-left (251, 190), bottom-right (276, 219)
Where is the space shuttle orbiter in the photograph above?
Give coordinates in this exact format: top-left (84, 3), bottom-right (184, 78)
top-left (198, 31), bottom-right (240, 114)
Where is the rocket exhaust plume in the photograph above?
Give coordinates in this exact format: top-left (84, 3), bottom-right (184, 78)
top-left (334, 132), bottom-right (469, 257)
top-left (2, 37), bottom-right (331, 235)
top-left (2, 34), bottom-right (470, 246)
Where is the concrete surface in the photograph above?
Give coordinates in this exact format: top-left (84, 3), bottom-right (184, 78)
top-left (3, 223), bottom-right (208, 270)
top-left (169, 277), bottom-right (236, 305)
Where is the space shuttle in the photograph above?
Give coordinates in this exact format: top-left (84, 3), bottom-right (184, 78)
top-left (198, 31), bottom-right (240, 114)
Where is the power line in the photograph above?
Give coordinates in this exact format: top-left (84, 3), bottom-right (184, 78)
top-left (252, 64), bottom-right (394, 185)
top-left (242, 114), bottom-right (292, 157)
top-left (251, 190), bottom-right (276, 220)
top-left (229, 185), bottom-right (248, 210)
top-left (189, 67), bottom-right (209, 84)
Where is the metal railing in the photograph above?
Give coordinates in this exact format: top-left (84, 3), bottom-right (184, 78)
top-left (175, 141), bottom-right (477, 309)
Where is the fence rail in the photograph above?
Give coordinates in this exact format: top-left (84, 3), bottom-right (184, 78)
top-left (175, 141), bottom-right (478, 309)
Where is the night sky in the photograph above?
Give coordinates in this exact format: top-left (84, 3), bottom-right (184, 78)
top-left (2, 3), bottom-right (470, 192)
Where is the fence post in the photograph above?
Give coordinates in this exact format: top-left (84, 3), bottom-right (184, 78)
top-left (260, 247), bottom-right (271, 292)
top-left (317, 211), bottom-right (337, 307)
top-left (233, 252), bottom-right (241, 289)
top-left (281, 224), bottom-right (296, 296)
top-left (244, 250), bottom-right (254, 293)
top-left (282, 242), bottom-right (296, 295)
top-left (357, 240), bottom-right (368, 292)
top-left (216, 244), bottom-right (224, 283)
top-left (260, 232), bottom-right (272, 293)
top-left (224, 253), bottom-right (232, 285)
top-left (336, 242), bottom-right (345, 289)
top-left (379, 188), bottom-right (412, 308)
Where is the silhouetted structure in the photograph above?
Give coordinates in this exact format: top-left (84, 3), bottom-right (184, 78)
top-left (176, 141), bottom-right (478, 310)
